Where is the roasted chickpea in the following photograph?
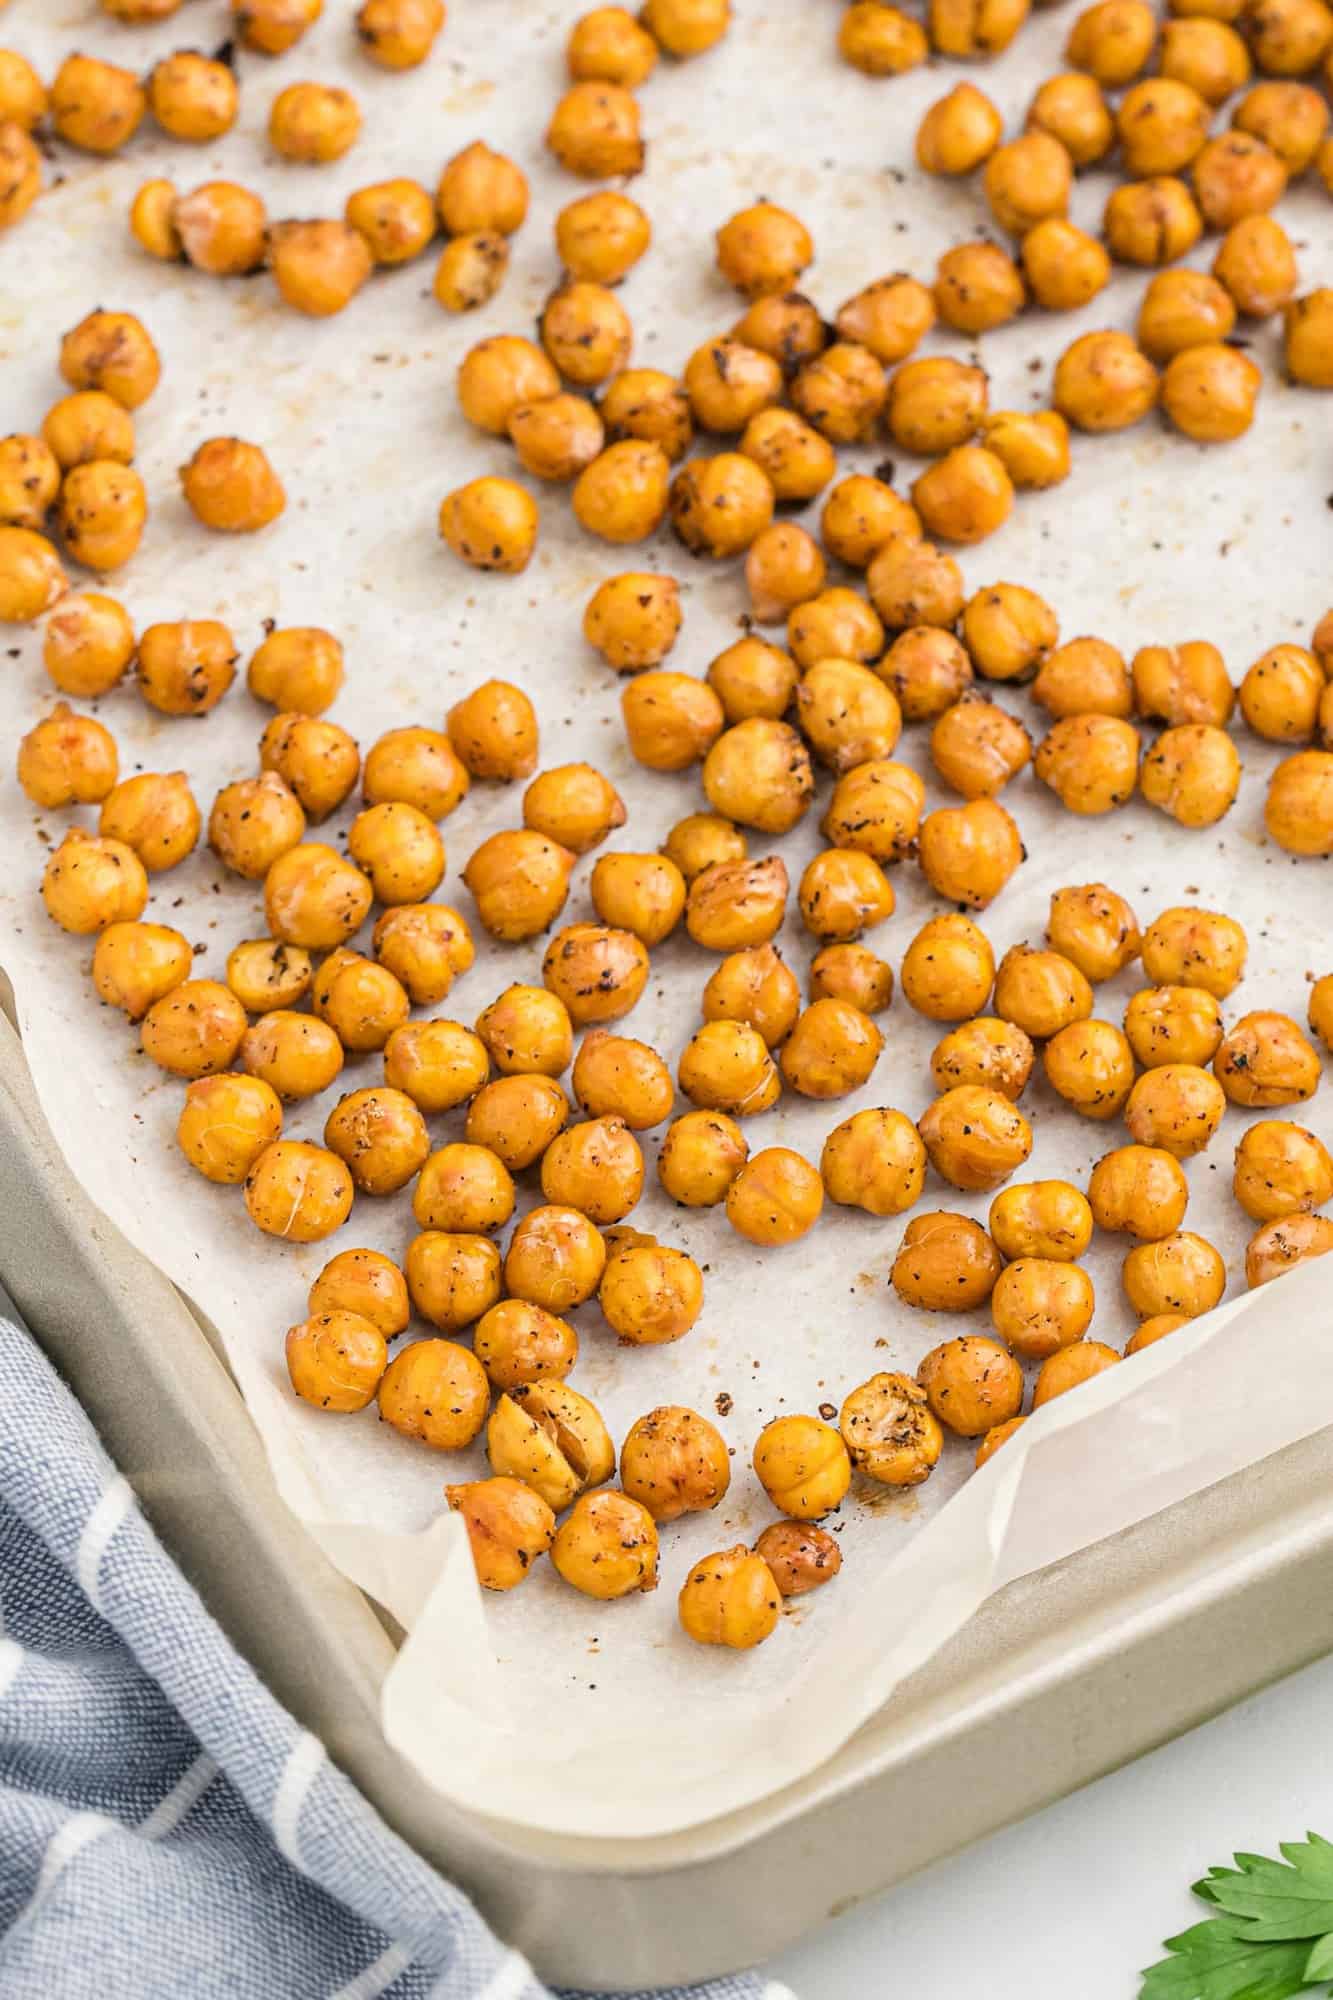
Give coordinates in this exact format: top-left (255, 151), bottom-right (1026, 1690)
top-left (457, 338), bottom-right (559, 439)
top-left (580, 576), bottom-right (679, 680)
top-left (813, 940), bottom-right (893, 1013)
top-left (462, 830), bottom-right (574, 943)
top-left (307, 1249), bottom-right (409, 1341)
top-left (439, 476), bottom-right (537, 575)
top-left (610, 1408), bottom-right (729, 1528)
top-left (735, 410), bottom-right (834, 510)
top-left (727, 1147), bottom-right (824, 1246)
top-left (56, 460), bottom-right (145, 573)
top-left (146, 51), bottom-right (237, 146)
top-left (752, 1414), bottom-right (849, 1519)
top-left (465, 1074), bottom-right (568, 1167)
top-left (918, 1335), bottom-right (1023, 1437)
top-left (1247, 1212), bottom-right (1333, 1287)
top-left (1043, 1018), bottom-right (1136, 1119)
top-left (918, 1085), bottom-right (1033, 1194)
top-left (1123, 1231), bottom-right (1225, 1319)
top-left (175, 1074), bottom-right (283, 1186)
top-left (384, 1019), bottom-right (490, 1115)
top-left (432, 233), bottom-right (509, 312)
top-left (574, 439), bottom-right (671, 544)
top-left (1142, 905), bottom-right (1247, 996)
top-left (16, 705), bottom-right (116, 810)
top-left (519, 763), bottom-right (623, 858)
top-left (1267, 749), bottom-right (1333, 852)
top-left (1229, 79), bottom-right (1322, 171)
top-left (1124, 1314), bottom-right (1190, 1354)
top-left (1214, 213), bottom-right (1298, 317)
top-left (1116, 80), bottom-right (1210, 181)
top-left (1194, 131), bottom-right (1288, 228)
top-left (260, 715), bottom-right (359, 824)
top-left (754, 1521), bottom-right (841, 1596)
top-left (1240, 643), bottom-right (1321, 744)
top-left (135, 619), bottom-right (236, 718)
top-left (1233, 1118), bottom-right (1333, 1222)
top-left (50, 54), bottom-right (144, 156)
top-left (697, 718), bottom-right (811, 838)
top-left (43, 387), bottom-right (136, 471)
top-left (834, 1377), bottom-right (942, 1498)
top-left (886, 357), bottom-right (986, 458)
top-left (900, 914), bottom-right (993, 1025)
top-left (600, 1238), bottom-right (704, 1344)
top-left (838, 0), bottom-right (928, 68)
top-left (503, 1206), bottom-right (605, 1314)
top-left (817, 479), bottom-right (915, 574)
top-left (312, 949), bottom-right (410, 1053)
top-left (138, 980), bottom-right (246, 1081)
top-left (657, 1109), bottom-right (748, 1207)
top-left (354, 0), bottom-right (444, 65)
top-left (714, 201), bottom-right (811, 300)
top-left (1036, 713), bottom-right (1140, 814)
top-left (620, 674), bottom-right (723, 778)
top-left (41, 830), bottom-right (146, 936)
top-left (930, 0), bottom-right (1030, 55)
top-left (539, 1114), bottom-right (642, 1224)
top-left (546, 80), bottom-right (644, 179)
top-left (930, 700), bottom-right (1032, 802)
top-left (344, 178), bottom-right (437, 267)
top-left (207, 773), bottom-right (305, 880)
top-left (1141, 722), bottom-right (1242, 827)
top-left (0, 50), bottom-right (46, 132)
top-left (444, 1477), bottom-right (555, 1594)
top-left (542, 922), bottom-right (649, 1028)
top-left (669, 451), bottom-right (774, 558)
top-left (993, 946), bottom-right (1094, 1041)
top-left (376, 1336), bottom-right (489, 1451)
top-left (880, 626), bottom-right (974, 719)
top-left (233, 0), bottom-right (321, 54)
top-left (404, 1232), bottom-right (502, 1332)
top-left (440, 684), bottom-right (536, 789)
top-left (539, 282), bottom-right (632, 391)
top-left (730, 293), bottom-right (825, 378)
top-left (930, 1017), bottom-right (1035, 1100)
top-left (93, 922), bottom-right (192, 1022)
top-left (1124, 1062), bottom-right (1225, 1157)
top-left (789, 343), bottom-right (888, 447)
top-left (586, 853), bottom-right (683, 949)
top-left (642, 0), bottom-right (730, 52)
top-left (484, 1382), bottom-right (612, 1515)
top-left (917, 80), bottom-right (1004, 173)
top-left (982, 132), bottom-right (1072, 238)
top-left (1214, 1010), bottom-right (1320, 1106)
top-left (409, 1141), bottom-right (513, 1233)
top-left (990, 1180), bottom-right (1093, 1261)
top-left (284, 1311), bottom-right (385, 1415)
top-left (681, 338), bottom-right (781, 438)
top-left (666, 813), bottom-right (747, 884)
top-left (0, 526), bottom-right (64, 623)
top-left (891, 1212), bottom-right (1000, 1311)
top-left (570, 1030), bottom-right (672, 1130)
top-left (1033, 1340), bottom-right (1120, 1405)
top-left (820, 1108), bottom-right (926, 1217)
top-left (1310, 973), bottom-right (1333, 1051)
top-left (869, 537), bottom-right (968, 637)
top-left (471, 1302), bottom-right (576, 1396)
top-left (325, 1087), bottom-right (431, 1197)
top-left (823, 760), bottom-right (926, 863)
top-left (1066, 0), bottom-right (1156, 78)
top-left (794, 662), bottom-right (900, 778)
top-left (678, 1018), bottom-right (779, 1115)
top-left (1087, 1144), bottom-right (1189, 1238)
top-left (917, 798), bottom-right (1023, 909)
top-left (975, 1415), bottom-right (1027, 1465)
top-left (911, 446), bottom-right (1014, 548)
top-left (1048, 884), bottom-right (1141, 983)
top-left (1053, 332), bottom-right (1159, 432)
top-left (743, 522), bottom-right (825, 625)
top-left (0, 120), bottom-right (40, 231)
top-left (1107, 177), bottom-right (1204, 269)
top-left (933, 242), bottom-right (1026, 338)
top-left (1131, 641), bottom-right (1234, 729)
top-left (1164, 14), bottom-right (1252, 96)
top-left (263, 844), bottom-right (372, 953)
top-left (789, 593), bottom-right (885, 675)
top-left (780, 998), bottom-right (884, 1100)
top-left (173, 180), bottom-right (268, 277)
top-left (100, 770), bottom-right (200, 874)
top-left (991, 1259), bottom-right (1095, 1360)
top-left (226, 938), bottom-right (313, 1014)
top-left (978, 409), bottom-right (1071, 491)
top-left (362, 732), bottom-right (466, 826)
top-left (1021, 219), bottom-right (1112, 313)
top-left (243, 627), bottom-right (341, 717)
top-left (239, 1011), bottom-right (343, 1101)
top-left (266, 219), bottom-right (372, 315)
top-left (1162, 343), bottom-right (1262, 444)
top-left (0, 434), bottom-right (58, 534)
top-left (569, 8), bottom-right (658, 85)
top-left (434, 141), bottom-right (527, 238)
top-left (475, 983), bottom-right (573, 1078)
top-left (798, 850), bottom-right (895, 944)
top-left (598, 370), bottom-right (692, 462)
top-left (1027, 71), bottom-right (1114, 164)
top-left (551, 1489), bottom-right (657, 1598)
top-left (179, 437), bottom-right (285, 536)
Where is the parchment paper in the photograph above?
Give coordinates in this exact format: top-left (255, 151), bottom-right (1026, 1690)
top-left (3, 0), bottom-right (1332, 1840)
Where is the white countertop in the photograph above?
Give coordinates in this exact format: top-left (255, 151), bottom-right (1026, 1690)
top-left (771, 1649), bottom-right (1333, 1998)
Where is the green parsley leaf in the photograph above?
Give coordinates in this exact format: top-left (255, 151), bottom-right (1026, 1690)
top-left (1305, 1937), bottom-right (1333, 1984)
top-left (1140, 1919), bottom-right (1317, 2000)
top-left (1196, 1838), bottom-right (1333, 1940)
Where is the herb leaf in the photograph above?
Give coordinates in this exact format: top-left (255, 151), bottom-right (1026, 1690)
top-left (1141, 1919), bottom-right (1318, 2000)
top-left (1196, 1838), bottom-right (1333, 1940)
top-left (1305, 1937), bottom-right (1333, 1984)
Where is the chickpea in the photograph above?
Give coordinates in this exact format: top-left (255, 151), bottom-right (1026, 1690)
top-left (993, 945), bottom-right (1093, 1041)
top-left (57, 459), bottom-right (146, 574)
top-left (519, 764), bottom-right (623, 858)
top-left (1195, 132), bottom-right (1289, 228)
top-left (204, 772), bottom-right (303, 882)
top-left (1213, 213), bottom-right (1298, 318)
top-left (101, 770), bottom-right (202, 874)
top-left (355, 0), bottom-right (444, 65)
top-left (457, 338), bottom-right (559, 439)
top-left (263, 845), bottom-right (372, 954)
top-left (738, 410), bottom-right (836, 509)
top-left (1163, 343), bottom-right (1262, 445)
top-left (0, 434), bottom-right (58, 534)
top-left (44, 396), bottom-right (137, 481)
top-left (226, 938), bottom-right (313, 1014)
top-left (284, 1311), bottom-right (386, 1415)
top-left (1141, 722), bottom-right (1242, 828)
top-left (1249, 0), bottom-right (1333, 71)
top-left (136, 981), bottom-right (244, 1084)
top-left (1047, 884), bottom-right (1141, 984)
top-left (790, 344), bottom-right (889, 448)
top-left (409, 1141), bottom-right (513, 1233)
top-left (837, 0), bottom-right (927, 68)
top-left (344, 180), bottom-right (438, 268)
top-left (540, 1114), bottom-right (643, 1224)
top-left (697, 718), bottom-right (811, 838)
top-left (509, 395), bottom-right (601, 490)
top-left (438, 476), bottom-right (538, 576)
top-left (601, 1238), bottom-right (704, 1344)
top-left (1035, 713), bottom-right (1141, 815)
top-left (831, 1378), bottom-right (942, 1501)
top-left (880, 628), bottom-right (974, 723)
top-left (304, 1250), bottom-right (408, 1343)
top-left (1240, 643), bottom-right (1321, 744)
top-left (443, 682), bottom-right (536, 787)
top-left (93, 922), bottom-right (192, 1022)
top-left (754, 1521), bottom-right (841, 1597)
top-left (0, 120), bottom-right (39, 231)
top-left (1087, 1144), bottom-right (1189, 1237)
top-left (886, 357), bottom-right (985, 459)
top-left (405, 1232), bottom-right (502, 1332)
top-left (242, 630), bottom-right (337, 720)
top-left (620, 674), bottom-right (723, 777)
top-left (818, 480), bottom-right (916, 575)
top-left (711, 202), bottom-right (813, 301)
top-left (892, 1211), bottom-right (1002, 1311)
top-left (751, 1415), bottom-right (848, 1520)
top-left (798, 850), bottom-right (895, 944)
top-left (589, 854), bottom-right (686, 948)
top-left (574, 440), bottom-right (671, 543)
top-left (268, 219), bottom-right (374, 315)
top-left (975, 1415), bottom-right (1028, 1466)
top-left (463, 830), bottom-right (574, 942)
top-left (50, 54), bottom-right (144, 156)
top-left (40, 595), bottom-right (131, 703)
top-left (823, 760), bottom-right (926, 864)
top-left (312, 949), bottom-right (410, 1053)
top-left (433, 141), bottom-right (527, 239)
top-left (982, 132), bottom-right (1072, 238)
top-left (820, 1108), bottom-right (926, 1216)
top-left (919, 1335), bottom-right (1023, 1438)
top-left (794, 662), bottom-right (900, 779)
top-left (1125, 1062), bottom-right (1225, 1157)
top-left (16, 705), bottom-right (115, 810)
top-left (570, 1030), bottom-right (672, 1130)
top-left (41, 830), bottom-right (146, 937)
top-left (539, 282), bottom-right (632, 391)
top-left (147, 52), bottom-right (237, 146)
top-left (900, 916), bottom-right (992, 1027)
top-left (546, 81), bottom-right (644, 179)
top-left (1123, 1231), bottom-right (1226, 1320)
top-left (670, 452), bottom-right (776, 559)
top-left (990, 1180), bottom-right (1094, 1262)
top-left (1215, 1010), bottom-right (1321, 1106)
top-left (1230, 80), bottom-right (1324, 169)
top-left (658, 1109), bottom-right (748, 1206)
top-left (551, 1489), bottom-right (657, 1599)
top-left (609, 1408), bottom-right (729, 1529)
top-left (790, 594), bottom-right (885, 676)
top-left (363, 728), bottom-right (467, 824)
top-left (233, 0), bottom-right (321, 54)
top-left (930, 1017), bottom-right (1035, 1100)
top-left (239, 1011), bottom-right (343, 1101)
top-left (504, 1207), bottom-right (605, 1314)
top-left (1116, 80), bottom-right (1211, 180)
top-left (136, 619), bottom-right (237, 718)
top-left (568, 7), bottom-right (658, 84)
top-left (1233, 1118), bottom-right (1333, 1222)
top-left (431, 233), bottom-right (507, 311)
top-left (484, 1381), bottom-right (609, 1515)
top-left (443, 1477), bottom-right (555, 1594)
top-left (1053, 332), bottom-right (1159, 433)
top-left (666, 812), bottom-right (747, 884)
top-left (174, 181), bottom-right (268, 277)
top-left (1033, 1341), bottom-right (1121, 1405)
top-left (727, 1147), bottom-right (824, 1246)
top-left (1247, 1212), bottom-right (1333, 1287)
top-left (261, 715), bottom-right (359, 823)
top-left (979, 409), bottom-right (1071, 492)
top-left (1107, 177), bottom-right (1205, 269)
top-left (599, 369), bottom-right (692, 460)
top-left (743, 522), bottom-right (825, 625)
top-left (933, 242), bottom-right (1026, 338)
top-left (780, 998), bottom-right (884, 1100)
top-left (542, 922), bottom-right (649, 1028)
top-left (0, 525), bottom-right (64, 623)
top-left (1123, 1312), bottom-right (1192, 1354)
top-left (1043, 1018), bottom-right (1136, 1119)
top-left (376, 1336), bottom-right (490, 1451)
top-left (917, 81), bottom-right (1004, 173)
top-left (991, 1259), bottom-right (1095, 1361)
top-left (1021, 219), bottom-right (1112, 313)
top-left (0, 51), bottom-right (46, 132)
top-left (645, 0), bottom-right (733, 52)
top-left (1131, 642), bottom-right (1233, 731)
top-left (1165, 14), bottom-right (1252, 96)
top-left (817, 940), bottom-right (892, 1013)
top-left (475, 983), bottom-right (573, 1077)
top-left (911, 446), bottom-right (1014, 548)
top-left (384, 1019), bottom-right (491, 1116)
top-left (1311, 972), bottom-right (1333, 1051)
top-left (465, 1074), bottom-right (566, 1166)
top-left (930, 700), bottom-right (1032, 802)
top-left (917, 798), bottom-right (1023, 909)
top-left (678, 1018), bottom-right (779, 1114)
top-left (918, 1085), bottom-right (1033, 1194)
top-left (681, 338), bottom-right (781, 438)
top-left (733, 292), bottom-right (827, 375)
top-left (870, 542), bottom-right (967, 646)
top-left (1284, 290), bottom-right (1333, 386)
top-left (1027, 71), bottom-right (1114, 165)
top-left (181, 440), bottom-right (286, 543)
top-left (1143, 906), bottom-right (1246, 997)
top-left (176, 1072), bottom-right (285, 1187)
top-left (1066, 0), bottom-right (1156, 77)
top-left (320, 1088), bottom-right (429, 1201)
top-left (931, 0), bottom-right (1031, 54)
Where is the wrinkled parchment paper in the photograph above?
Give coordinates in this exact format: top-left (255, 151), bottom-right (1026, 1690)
top-left (3, 0), bottom-right (1333, 1840)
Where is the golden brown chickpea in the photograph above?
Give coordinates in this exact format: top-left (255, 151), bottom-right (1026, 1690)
top-left (582, 575), bottom-right (680, 677)
top-left (503, 1206), bottom-right (606, 1314)
top-left (919, 1335), bottom-right (1023, 1437)
top-left (0, 526), bottom-right (65, 623)
top-left (616, 1407), bottom-right (729, 1525)
top-left (57, 460), bottom-right (146, 573)
top-left (820, 1108), bottom-right (926, 1216)
top-left (575, 439), bottom-right (673, 544)
top-left (698, 717), bottom-right (812, 837)
top-left (540, 282), bottom-right (632, 390)
top-left (412, 1140), bottom-right (514, 1232)
top-left (1027, 71), bottom-right (1115, 165)
top-left (931, 0), bottom-right (1031, 54)
top-left (796, 661), bottom-right (902, 777)
top-left (839, 0), bottom-right (928, 68)
top-left (44, 395), bottom-right (136, 478)
top-left (1021, 219), bottom-right (1113, 313)
top-left (1213, 213), bottom-right (1298, 319)
top-left (1048, 884), bottom-right (1141, 983)
top-left (439, 476), bottom-right (537, 575)
top-left (911, 446), bottom-right (1014, 548)
top-left (735, 411), bottom-right (834, 511)
top-left (0, 51), bottom-right (45, 132)
top-left (93, 923), bottom-right (192, 1022)
top-left (457, 338), bottom-right (560, 439)
top-left (991, 1258), bottom-right (1095, 1360)
top-left (990, 1180), bottom-right (1094, 1262)
top-left (1164, 14), bottom-right (1252, 96)
top-left (1241, 644), bottom-right (1321, 743)
top-left (555, 195), bottom-right (651, 294)
top-left (208, 773), bottom-right (305, 881)
top-left (147, 52), bottom-right (237, 146)
top-left (931, 700), bottom-right (1032, 800)
top-left (1033, 1340), bottom-right (1121, 1405)
top-left (1124, 985), bottom-right (1223, 1070)
top-left (434, 232), bottom-right (510, 312)
top-left (917, 798), bottom-right (1024, 909)
top-left (473, 1301), bottom-right (577, 1393)
top-left (1116, 79), bottom-right (1211, 178)
top-left (819, 478), bottom-right (918, 573)
top-left (588, 851), bottom-right (685, 949)
top-left (1249, 0), bottom-right (1333, 71)
top-left (798, 850), bottom-right (895, 943)
top-left (312, 949), bottom-right (410, 1053)
top-left (1247, 1212), bottom-right (1333, 1287)
top-left (1141, 723), bottom-right (1242, 826)
top-left (180, 438), bottom-right (286, 540)
top-left (101, 771), bottom-right (200, 875)
top-left (567, 7), bottom-right (659, 83)
top-left (176, 1073), bottom-right (283, 1187)
top-left (933, 243), bottom-right (1026, 337)
top-left (1215, 1010), bottom-right (1321, 1105)
top-left (1125, 1062), bottom-right (1226, 1157)
top-left (744, 522), bottom-right (827, 624)
top-left (1143, 906), bottom-right (1247, 997)
top-left (666, 453), bottom-right (775, 562)
top-left (325, 1087), bottom-right (431, 1197)
top-left (345, 179), bottom-right (437, 267)
top-left (462, 830), bottom-right (574, 943)
top-left (1043, 1017), bottom-right (1136, 1119)
top-left (445, 1478), bottom-right (555, 1594)
top-left (724, 300), bottom-right (820, 388)
top-left (956, 586), bottom-right (1054, 691)
top-left (540, 1114), bottom-right (643, 1224)
top-left (443, 682), bottom-right (536, 786)
top-left (668, 813), bottom-right (748, 885)
top-left (789, 595), bottom-right (884, 678)
top-left (41, 830), bottom-right (146, 937)
top-left (551, 1489), bottom-right (657, 1599)
top-left (1088, 1143), bottom-right (1190, 1237)
top-left (1284, 290), bottom-right (1333, 385)
top-left (16, 705), bottom-right (116, 810)
top-left (0, 434), bottom-right (58, 534)
top-left (642, 0), bottom-right (731, 54)
top-left (1123, 1231), bottom-right (1226, 1319)
top-left (754, 1521), bottom-right (842, 1597)
top-left (135, 619), bottom-right (236, 718)
top-left (867, 535), bottom-right (968, 630)
top-left (245, 626), bottom-right (341, 715)
top-left (435, 140), bottom-right (527, 238)
top-left (715, 201), bottom-right (812, 299)
top-left (917, 80), bottom-right (1004, 174)
top-left (682, 337), bottom-right (781, 436)
top-left (823, 760), bottom-right (927, 864)
top-left (1163, 343), bottom-right (1262, 444)
top-left (600, 1238), bottom-right (704, 1343)
top-left (310, 1248), bottom-right (409, 1338)
top-left (267, 219), bottom-right (372, 316)
top-left (260, 716), bottom-right (359, 824)
top-left (880, 628), bottom-right (974, 723)
top-left (678, 1018), bottom-right (780, 1114)
top-left (173, 181), bottom-right (268, 277)
top-left (621, 674), bottom-right (724, 777)
top-left (239, 1011), bottom-right (344, 1101)
top-left (892, 1211), bottom-right (1002, 1311)
top-left (405, 1232), bottom-right (503, 1332)
top-left (1036, 713), bottom-right (1141, 814)
top-left (233, 0), bottom-right (321, 54)
top-left (363, 728), bottom-right (467, 824)
top-left (1194, 131), bottom-right (1288, 227)
top-left (572, 1030), bottom-right (673, 1130)
top-left (658, 1109), bottom-right (748, 1206)
top-left (542, 921), bottom-right (649, 1028)
top-left (50, 54), bottom-right (144, 156)
top-left (140, 979), bottom-right (248, 1080)
top-left (226, 938), bottom-right (313, 1014)
top-left (993, 946), bottom-right (1094, 1041)
top-left (1066, 0), bottom-right (1156, 75)
top-left (0, 119), bottom-right (40, 231)
top-left (520, 764), bottom-right (624, 858)
top-left (1310, 973), bottom-right (1333, 1051)
top-left (701, 945), bottom-right (799, 1051)
top-left (1234, 1118), bottom-right (1333, 1221)
top-left (546, 81), bottom-right (644, 179)
top-left (387, 1020), bottom-right (491, 1115)
top-left (930, 1017), bottom-right (1035, 1100)
top-left (727, 1147), bottom-right (825, 1246)
top-left (377, 1336), bottom-right (490, 1451)
top-left (355, 0), bottom-right (444, 65)
top-left (983, 132), bottom-right (1072, 237)
top-left (979, 409), bottom-right (1072, 492)
top-left (467, 1079), bottom-right (570, 1176)
top-left (1132, 641), bottom-right (1234, 727)
top-left (285, 1312), bottom-right (385, 1415)
top-left (974, 1415), bottom-right (1027, 1466)
top-left (1030, 639), bottom-right (1132, 721)
top-left (1232, 79), bottom-right (1325, 166)
top-left (918, 1085), bottom-right (1033, 1193)
top-left (597, 372), bottom-right (690, 466)
top-left (753, 1414), bottom-right (849, 1519)
top-left (511, 397), bottom-right (602, 488)
top-left (486, 1381), bottom-right (613, 1511)
top-left (886, 357), bottom-right (987, 459)
top-left (475, 983), bottom-right (573, 1078)
top-left (264, 844), bottom-right (373, 953)
top-left (1263, 723), bottom-right (1326, 840)
top-left (781, 997), bottom-right (884, 1099)
top-left (837, 1374), bottom-right (942, 1492)
top-left (1124, 1313), bottom-right (1190, 1354)
top-left (1053, 331), bottom-right (1159, 432)
top-left (790, 344), bottom-right (888, 448)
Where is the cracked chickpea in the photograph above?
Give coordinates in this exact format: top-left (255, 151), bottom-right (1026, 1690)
top-left (726, 1148), bottom-right (823, 1246)
top-left (1131, 642), bottom-right (1234, 728)
top-left (575, 440), bottom-right (671, 543)
top-left (1044, 1018), bottom-right (1136, 1119)
top-left (405, 1233), bottom-right (502, 1332)
top-left (821, 1109), bottom-right (926, 1216)
top-left (892, 1211), bottom-right (1002, 1311)
top-left (101, 771), bottom-right (201, 874)
top-left (918, 1086), bottom-right (1032, 1193)
top-left (1021, 220), bottom-right (1111, 313)
top-left (324, 1088), bottom-right (430, 1197)
top-left (382, 1018), bottom-right (486, 1112)
top-left (930, 1017), bottom-right (1035, 1101)
top-left (94, 923), bottom-right (192, 1022)
top-left (991, 1259), bottom-right (1095, 1359)
top-left (917, 798), bottom-right (1023, 909)
top-left (990, 1180), bottom-right (1094, 1262)
top-left (790, 343), bottom-right (888, 446)
top-left (541, 1114), bottom-right (643, 1224)
top-left (840, 1372), bottom-right (943, 1488)
top-left (1047, 884), bottom-right (1141, 984)
top-left (919, 1335), bottom-right (1023, 1438)
top-left (465, 1075), bottom-right (567, 1166)
top-left (475, 984), bottom-right (573, 1077)
top-left (552, 1491), bottom-right (658, 1600)
top-left (487, 1380), bottom-right (614, 1516)
top-left (546, 81), bottom-right (643, 179)
top-left (446, 1479), bottom-right (555, 1594)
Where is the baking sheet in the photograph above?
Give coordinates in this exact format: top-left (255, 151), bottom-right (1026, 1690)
top-left (3, 0), bottom-right (1332, 1840)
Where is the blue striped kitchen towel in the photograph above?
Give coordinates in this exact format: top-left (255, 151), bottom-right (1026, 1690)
top-left (0, 1297), bottom-right (793, 2000)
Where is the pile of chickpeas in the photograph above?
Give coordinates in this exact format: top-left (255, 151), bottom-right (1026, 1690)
top-left (8, 0), bottom-right (1333, 1655)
